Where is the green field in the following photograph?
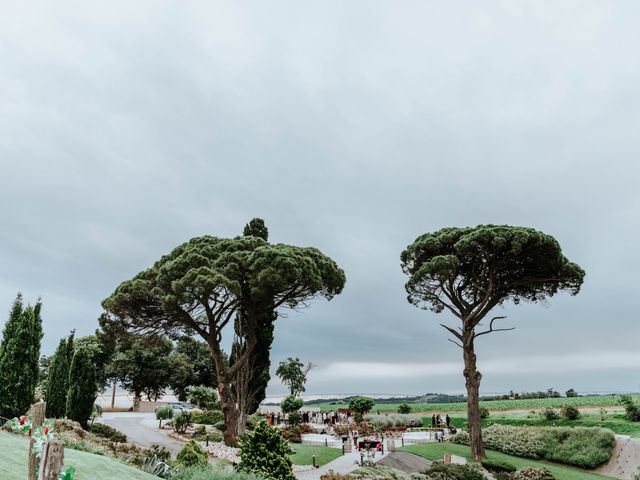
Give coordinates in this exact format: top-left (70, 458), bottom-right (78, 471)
top-left (399, 442), bottom-right (615, 480)
top-left (438, 410), bottom-right (640, 438)
top-left (288, 444), bottom-right (342, 466)
top-left (0, 431), bottom-right (156, 480)
top-left (307, 395), bottom-right (638, 413)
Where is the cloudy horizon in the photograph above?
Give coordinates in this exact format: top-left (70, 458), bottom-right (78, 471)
top-left (2, 1), bottom-right (640, 398)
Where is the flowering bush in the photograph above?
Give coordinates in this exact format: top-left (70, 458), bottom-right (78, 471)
top-left (7, 415), bottom-right (76, 479)
top-left (510, 467), bottom-right (555, 480)
top-left (363, 414), bottom-right (422, 429)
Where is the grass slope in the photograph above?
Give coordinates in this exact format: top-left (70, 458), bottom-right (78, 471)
top-left (289, 444), bottom-right (342, 466)
top-left (307, 395), bottom-right (639, 413)
top-left (437, 411), bottom-right (640, 438)
top-left (0, 431), bottom-right (156, 480)
top-left (399, 443), bottom-right (615, 480)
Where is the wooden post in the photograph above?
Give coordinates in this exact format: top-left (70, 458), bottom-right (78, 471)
top-left (444, 453), bottom-right (452, 465)
top-left (38, 440), bottom-right (64, 480)
top-left (28, 402), bottom-right (46, 480)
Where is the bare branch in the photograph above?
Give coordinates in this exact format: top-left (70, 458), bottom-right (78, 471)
top-left (440, 323), bottom-right (463, 341)
top-left (448, 338), bottom-right (463, 349)
top-left (475, 315), bottom-right (515, 338)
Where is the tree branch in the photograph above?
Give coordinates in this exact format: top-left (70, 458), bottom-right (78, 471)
top-left (474, 316), bottom-right (515, 338)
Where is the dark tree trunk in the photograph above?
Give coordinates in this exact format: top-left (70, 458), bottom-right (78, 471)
top-left (463, 334), bottom-right (485, 460)
top-left (217, 378), bottom-right (240, 446)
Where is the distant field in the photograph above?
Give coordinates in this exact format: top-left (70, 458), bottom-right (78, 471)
top-left (307, 395), bottom-right (638, 413)
top-left (440, 410), bottom-right (640, 438)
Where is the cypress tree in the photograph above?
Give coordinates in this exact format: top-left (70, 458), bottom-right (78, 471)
top-left (45, 338), bottom-right (70, 418)
top-left (0, 295), bottom-right (43, 418)
top-left (65, 347), bottom-right (97, 428)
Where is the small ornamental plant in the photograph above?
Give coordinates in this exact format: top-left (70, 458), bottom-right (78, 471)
top-left (7, 415), bottom-right (75, 479)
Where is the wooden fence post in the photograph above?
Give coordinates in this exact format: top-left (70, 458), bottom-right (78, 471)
top-left (27, 402), bottom-right (46, 480)
top-left (38, 440), bottom-right (65, 480)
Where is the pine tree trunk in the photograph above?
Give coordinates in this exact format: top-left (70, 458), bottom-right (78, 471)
top-left (463, 336), bottom-right (485, 460)
top-left (218, 380), bottom-right (240, 446)
top-left (133, 393), bottom-right (141, 412)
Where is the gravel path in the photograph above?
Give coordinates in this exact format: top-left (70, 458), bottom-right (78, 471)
top-left (595, 435), bottom-right (640, 480)
top-left (97, 412), bottom-right (184, 456)
top-left (375, 452), bottom-right (432, 473)
top-left (295, 450), bottom-right (389, 480)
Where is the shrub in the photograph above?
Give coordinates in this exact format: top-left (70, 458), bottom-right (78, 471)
top-left (88, 423), bottom-right (127, 443)
top-left (191, 410), bottom-right (223, 425)
top-left (176, 440), bottom-right (208, 468)
top-left (149, 444), bottom-right (171, 462)
top-left (364, 414), bottom-right (422, 429)
top-left (288, 412), bottom-right (302, 426)
top-left (479, 406), bottom-right (490, 419)
top-left (561, 405), bottom-right (581, 420)
top-left (349, 397), bottom-right (375, 415)
top-left (510, 467), bottom-right (555, 480)
top-left (172, 466), bottom-right (266, 480)
top-left (281, 423), bottom-right (314, 443)
top-left (620, 395), bottom-right (640, 421)
top-left (280, 395), bottom-right (304, 414)
top-left (213, 420), bottom-right (226, 431)
top-left (541, 408), bottom-right (560, 421)
top-left (142, 454), bottom-right (174, 478)
top-left (398, 403), bottom-right (412, 414)
top-left (450, 424), bottom-right (614, 468)
top-left (238, 420), bottom-right (294, 480)
top-left (426, 463), bottom-right (484, 480)
top-left (187, 386), bottom-right (219, 410)
top-left (349, 466), bottom-right (414, 480)
top-left (156, 406), bottom-right (174, 428)
top-left (173, 412), bottom-right (193, 434)
top-left (480, 458), bottom-right (516, 473)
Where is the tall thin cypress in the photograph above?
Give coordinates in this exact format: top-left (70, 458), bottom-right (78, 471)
top-left (45, 338), bottom-right (70, 418)
top-left (0, 295), bottom-right (43, 418)
top-left (66, 347), bottom-right (96, 428)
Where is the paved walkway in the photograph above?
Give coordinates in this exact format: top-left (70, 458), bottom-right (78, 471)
top-left (295, 449), bottom-right (389, 480)
top-left (97, 412), bottom-right (184, 456)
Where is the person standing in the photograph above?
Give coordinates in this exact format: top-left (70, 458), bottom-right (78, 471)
top-left (445, 414), bottom-right (451, 429)
top-left (431, 414), bottom-right (436, 428)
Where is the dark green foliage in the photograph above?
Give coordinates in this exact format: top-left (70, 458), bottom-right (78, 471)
top-left (479, 406), bottom-right (490, 419)
top-left (398, 403), bottom-right (412, 414)
top-left (287, 413), bottom-right (302, 426)
top-left (45, 335), bottom-right (72, 418)
top-left (480, 459), bottom-right (516, 473)
top-left (620, 394), bottom-right (640, 421)
top-left (65, 347), bottom-right (97, 428)
top-left (349, 396), bottom-right (375, 415)
top-left (238, 421), bottom-right (294, 480)
top-left (539, 427), bottom-right (615, 468)
top-left (192, 410), bottom-right (224, 425)
top-left (565, 389), bottom-right (578, 398)
top-left (176, 440), bottom-right (208, 468)
top-left (0, 295), bottom-right (43, 418)
top-left (74, 334), bottom-right (114, 392)
top-left (156, 406), bottom-right (174, 428)
top-left (542, 408), bottom-right (560, 421)
top-left (276, 357), bottom-right (312, 397)
top-left (107, 334), bottom-right (173, 403)
top-left (561, 405), bottom-right (581, 420)
top-left (280, 395), bottom-right (304, 414)
top-left (426, 463), bottom-right (484, 480)
top-left (89, 423), bottom-right (127, 442)
top-left (171, 337), bottom-right (217, 401)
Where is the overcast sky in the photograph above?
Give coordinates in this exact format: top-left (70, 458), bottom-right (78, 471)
top-left (1, 1), bottom-right (640, 399)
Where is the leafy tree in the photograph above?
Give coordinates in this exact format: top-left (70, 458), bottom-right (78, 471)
top-left (0, 295), bottom-right (43, 419)
top-left (276, 357), bottom-right (313, 397)
top-left (238, 420), bottom-right (295, 480)
top-left (280, 395), bottom-right (304, 414)
top-left (398, 402), bottom-right (412, 414)
top-left (106, 334), bottom-right (173, 410)
top-left (66, 347), bottom-right (97, 428)
top-left (170, 336), bottom-right (217, 401)
top-left (186, 386), bottom-right (219, 410)
top-left (75, 334), bottom-right (114, 392)
top-left (349, 396), bottom-right (375, 416)
top-left (45, 335), bottom-right (74, 418)
top-left (102, 226), bottom-right (345, 445)
top-left (401, 225), bottom-right (585, 459)
top-left (565, 388), bottom-right (578, 398)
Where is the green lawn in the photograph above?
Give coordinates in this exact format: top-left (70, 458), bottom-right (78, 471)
top-left (307, 395), bottom-right (638, 413)
top-left (0, 431), bottom-right (157, 480)
top-left (289, 444), bottom-right (342, 466)
top-left (436, 410), bottom-right (640, 438)
top-left (399, 443), bottom-right (614, 480)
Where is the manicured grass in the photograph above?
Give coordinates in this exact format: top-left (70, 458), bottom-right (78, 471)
top-left (288, 444), bottom-right (342, 466)
top-left (399, 442), bottom-right (615, 480)
top-left (0, 431), bottom-right (157, 480)
top-left (437, 411), bottom-right (640, 438)
top-left (307, 395), bottom-right (638, 413)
